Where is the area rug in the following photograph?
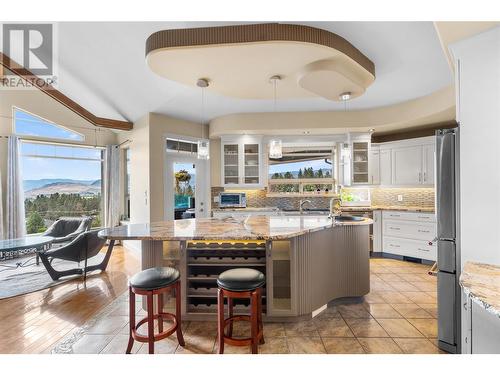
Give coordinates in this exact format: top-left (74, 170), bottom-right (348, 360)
top-left (0, 253), bottom-right (105, 299)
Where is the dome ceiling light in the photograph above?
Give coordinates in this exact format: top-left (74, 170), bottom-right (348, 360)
top-left (146, 23), bottom-right (375, 101)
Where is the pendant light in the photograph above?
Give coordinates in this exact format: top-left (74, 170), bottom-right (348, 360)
top-left (269, 75), bottom-right (282, 159)
top-left (339, 91), bottom-right (351, 112)
top-left (196, 78), bottom-right (210, 160)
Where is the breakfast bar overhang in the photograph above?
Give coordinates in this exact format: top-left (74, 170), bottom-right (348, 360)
top-left (99, 215), bottom-right (372, 321)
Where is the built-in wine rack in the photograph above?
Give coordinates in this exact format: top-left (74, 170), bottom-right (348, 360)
top-left (186, 241), bottom-right (267, 314)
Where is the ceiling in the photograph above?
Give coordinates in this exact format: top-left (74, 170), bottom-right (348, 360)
top-left (54, 22), bottom-right (453, 126)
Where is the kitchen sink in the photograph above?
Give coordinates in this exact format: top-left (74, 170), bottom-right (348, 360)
top-left (334, 216), bottom-right (365, 222)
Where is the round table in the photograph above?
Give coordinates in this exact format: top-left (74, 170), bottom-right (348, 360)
top-left (0, 236), bottom-right (54, 266)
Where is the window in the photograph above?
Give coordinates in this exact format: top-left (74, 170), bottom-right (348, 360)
top-left (268, 146), bottom-right (336, 196)
top-left (14, 107), bottom-right (84, 141)
top-left (124, 148), bottom-right (131, 219)
top-left (21, 142), bottom-right (103, 234)
top-left (166, 138), bottom-right (198, 155)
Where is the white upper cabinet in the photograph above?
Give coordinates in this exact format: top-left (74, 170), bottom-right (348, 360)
top-left (221, 136), bottom-right (264, 188)
top-left (422, 144), bottom-right (435, 185)
top-left (372, 136), bottom-right (435, 187)
top-left (392, 145), bottom-right (423, 185)
top-left (369, 146), bottom-right (380, 185)
top-left (379, 149), bottom-right (392, 185)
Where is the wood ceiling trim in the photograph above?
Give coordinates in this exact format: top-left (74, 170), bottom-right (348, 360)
top-left (371, 121), bottom-right (458, 143)
top-left (146, 23), bottom-right (375, 77)
top-left (0, 52), bottom-right (133, 131)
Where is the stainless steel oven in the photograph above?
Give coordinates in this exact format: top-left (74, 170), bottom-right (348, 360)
top-left (218, 192), bottom-right (247, 208)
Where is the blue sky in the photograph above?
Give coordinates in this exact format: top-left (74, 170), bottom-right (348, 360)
top-left (15, 109), bottom-right (84, 141)
top-left (16, 109), bottom-right (101, 181)
top-left (269, 159), bottom-right (331, 174)
top-left (21, 156), bottom-right (101, 181)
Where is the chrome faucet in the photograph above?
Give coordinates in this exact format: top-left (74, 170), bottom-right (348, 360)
top-left (329, 197), bottom-right (342, 218)
top-left (299, 199), bottom-right (312, 214)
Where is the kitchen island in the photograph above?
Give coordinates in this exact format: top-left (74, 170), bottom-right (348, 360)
top-left (99, 215), bottom-right (372, 322)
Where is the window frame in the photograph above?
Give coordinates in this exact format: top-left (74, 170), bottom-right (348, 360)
top-left (20, 139), bottom-right (105, 233)
top-left (267, 144), bottom-right (337, 197)
top-left (12, 106), bottom-right (86, 143)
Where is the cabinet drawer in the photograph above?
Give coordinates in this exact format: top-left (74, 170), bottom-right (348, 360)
top-left (383, 236), bottom-right (436, 261)
top-left (383, 220), bottom-right (436, 241)
top-left (382, 210), bottom-right (436, 222)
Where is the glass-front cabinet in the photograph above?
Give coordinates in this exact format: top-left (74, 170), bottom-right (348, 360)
top-left (352, 141), bottom-right (369, 184)
top-left (223, 144), bottom-right (239, 185)
top-left (221, 136), bottom-right (263, 188)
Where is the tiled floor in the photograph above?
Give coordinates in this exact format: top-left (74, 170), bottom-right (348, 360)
top-left (52, 258), bottom-right (443, 354)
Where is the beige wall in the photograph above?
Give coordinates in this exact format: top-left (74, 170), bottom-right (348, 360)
top-left (117, 114), bottom-right (150, 224)
top-left (119, 112), bottom-right (208, 224)
top-left (0, 85), bottom-right (119, 236)
top-left (209, 85), bottom-right (456, 137)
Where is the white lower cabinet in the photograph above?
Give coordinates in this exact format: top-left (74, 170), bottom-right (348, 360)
top-left (462, 291), bottom-right (500, 354)
top-left (381, 210), bottom-right (437, 261)
top-left (372, 210), bottom-right (382, 253)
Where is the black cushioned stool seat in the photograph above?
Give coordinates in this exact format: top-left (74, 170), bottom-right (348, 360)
top-left (216, 268), bottom-right (265, 354)
top-left (130, 267), bottom-right (180, 290)
top-left (217, 268), bottom-right (265, 291)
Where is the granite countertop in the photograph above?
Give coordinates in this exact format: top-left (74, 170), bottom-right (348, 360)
top-left (341, 205), bottom-right (435, 213)
top-left (214, 206), bottom-right (435, 213)
top-left (460, 261), bottom-right (500, 318)
top-left (98, 215), bottom-right (372, 241)
top-left (212, 207), bottom-right (280, 212)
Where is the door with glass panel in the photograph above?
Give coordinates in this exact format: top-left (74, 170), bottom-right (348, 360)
top-left (165, 155), bottom-right (208, 220)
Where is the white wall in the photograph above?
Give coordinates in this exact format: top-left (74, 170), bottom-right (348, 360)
top-left (450, 26), bottom-right (500, 266)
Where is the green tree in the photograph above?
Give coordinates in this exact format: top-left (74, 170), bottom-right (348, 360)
top-left (298, 168), bottom-right (303, 179)
top-left (26, 211), bottom-right (46, 234)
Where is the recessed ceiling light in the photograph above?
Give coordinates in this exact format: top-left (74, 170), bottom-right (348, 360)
top-left (369, 128), bottom-right (375, 133)
top-left (303, 131), bottom-right (311, 135)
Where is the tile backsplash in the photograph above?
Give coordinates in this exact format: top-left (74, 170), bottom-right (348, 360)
top-left (211, 187), bottom-right (435, 210)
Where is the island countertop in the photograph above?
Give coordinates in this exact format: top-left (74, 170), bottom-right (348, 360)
top-left (460, 261), bottom-right (500, 318)
top-left (98, 215), bottom-right (372, 241)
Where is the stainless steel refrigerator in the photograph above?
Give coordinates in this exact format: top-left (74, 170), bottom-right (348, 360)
top-left (436, 128), bottom-right (461, 354)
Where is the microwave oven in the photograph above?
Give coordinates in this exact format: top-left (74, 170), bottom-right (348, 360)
top-left (219, 192), bottom-right (247, 208)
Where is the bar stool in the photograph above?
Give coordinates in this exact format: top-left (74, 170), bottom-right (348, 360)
top-left (216, 268), bottom-right (265, 354)
top-left (126, 267), bottom-right (185, 354)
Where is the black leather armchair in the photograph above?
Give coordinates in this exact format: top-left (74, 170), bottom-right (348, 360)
top-left (38, 230), bottom-right (115, 281)
top-left (42, 217), bottom-right (93, 245)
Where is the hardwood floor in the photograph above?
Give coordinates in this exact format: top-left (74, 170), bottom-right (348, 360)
top-left (0, 245), bottom-right (139, 354)
top-left (0, 247), bottom-right (441, 354)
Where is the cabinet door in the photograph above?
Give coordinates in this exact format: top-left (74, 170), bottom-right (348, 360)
top-left (369, 150), bottom-right (380, 185)
top-left (243, 143), bottom-right (260, 184)
top-left (471, 300), bottom-right (500, 353)
top-left (423, 144), bottom-right (435, 185)
top-left (372, 210), bottom-right (382, 252)
top-left (352, 141), bottom-right (369, 184)
top-left (222, 143), bottom-right (240, 185)
top-left (380, 149), bottom-right (392, 185)
top-left (266, 240), bottom-right (294, 316)
top-left (392, 146), bottom-right (423, 185)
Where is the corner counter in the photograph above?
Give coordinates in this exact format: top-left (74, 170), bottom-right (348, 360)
top-left (99, 215), bottom-right (372, 322)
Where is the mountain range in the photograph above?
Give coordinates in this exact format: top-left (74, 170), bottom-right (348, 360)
top-left (23, 179), bottom-right (101, 198)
